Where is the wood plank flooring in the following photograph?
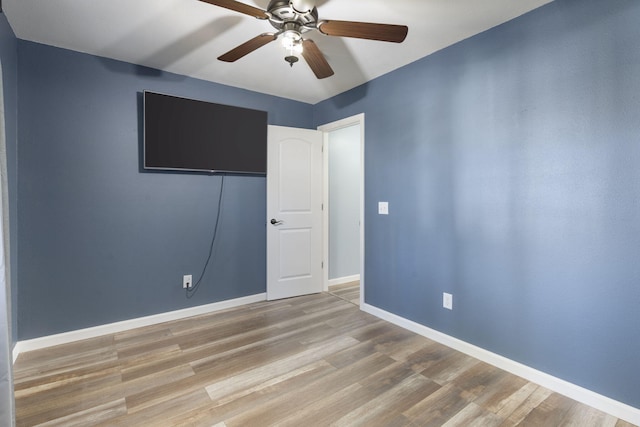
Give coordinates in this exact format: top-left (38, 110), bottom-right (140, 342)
top-left (328, 282), bottom-right (360, 306)
top-left (13, 292), bottom-right (636, 426)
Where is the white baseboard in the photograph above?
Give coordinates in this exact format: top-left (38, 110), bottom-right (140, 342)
top-left (13, 293), bottom-right (267, 361)
top-left (12, 342), bottom-right (21, 364)
top-left (328, 274), bottom-right (360, 287)
top-left (361, 303), bottom-right (640, 426)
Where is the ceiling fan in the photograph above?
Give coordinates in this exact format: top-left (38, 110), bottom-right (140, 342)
top-left (199, 0), bottom-right (409, 79)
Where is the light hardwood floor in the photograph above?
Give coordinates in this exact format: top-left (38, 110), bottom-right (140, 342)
top-left (328, 281), bottom-right (360, 306)
top-left (13, 292), bottom-right (636, 426)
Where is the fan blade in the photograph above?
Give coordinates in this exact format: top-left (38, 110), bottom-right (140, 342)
top-left (199, 0), bottom-right (269, 20)
top-left (218, 33), bottom-right (277, 62)
top-left (318, 20), bottom-right (408, 43)
top-left (301, 39), bottom-right (334, 79)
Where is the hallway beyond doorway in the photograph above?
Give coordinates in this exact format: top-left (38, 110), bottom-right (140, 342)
top-left (328, 281), bottom-right (359, 306)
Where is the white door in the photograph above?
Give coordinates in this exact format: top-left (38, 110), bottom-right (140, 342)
top-left (267, 125), bottom-right (323, 300)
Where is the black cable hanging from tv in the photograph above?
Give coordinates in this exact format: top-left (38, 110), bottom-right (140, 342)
top-left (187, 174), bottom-right (225, 298)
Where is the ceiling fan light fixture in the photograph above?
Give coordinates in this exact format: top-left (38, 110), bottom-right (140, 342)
top-left (283, 34), bottom-right (303, 67)
top-left (281, 26), bottom-right (302, 45)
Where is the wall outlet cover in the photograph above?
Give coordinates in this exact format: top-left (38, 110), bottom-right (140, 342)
top-left (183, 274), bottom-right (193, 289)
top-left (378, 201), bottom-right (389, 215)
top-left (443, 292), bottom-right (453, 310)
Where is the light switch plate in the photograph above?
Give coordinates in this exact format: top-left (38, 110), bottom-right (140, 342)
top-left (378, 202), bottom-right (389, 215)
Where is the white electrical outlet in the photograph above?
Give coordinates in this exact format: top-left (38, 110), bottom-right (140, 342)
top-left (443, 292), bottom-right (453, 310)
top-left (183, 274), bottom-right (193, 289)
top-left (378, 201), bottom-right (389, 215)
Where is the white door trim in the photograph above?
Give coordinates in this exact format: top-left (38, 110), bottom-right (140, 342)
top-left (318, 113), bottom-right (365, 307)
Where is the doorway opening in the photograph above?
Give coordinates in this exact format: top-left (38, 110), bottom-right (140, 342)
top-left (318, 114), bottom-right (364, 307)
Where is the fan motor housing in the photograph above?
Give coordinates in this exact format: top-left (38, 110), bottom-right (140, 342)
top-left (267, 0), bottom-right (319, 31)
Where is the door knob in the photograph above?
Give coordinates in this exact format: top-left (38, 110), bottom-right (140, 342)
top-left (270, 219), bottom-right (283, 225)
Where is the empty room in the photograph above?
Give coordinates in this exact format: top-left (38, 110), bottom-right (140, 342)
top-left (0, 0), bottom-right (639, 425)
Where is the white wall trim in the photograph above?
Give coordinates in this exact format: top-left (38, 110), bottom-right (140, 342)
top-left (12, 343), bottom-right (21, 364)
top-left (13, 293), bottom-right (266, 361)
top-left (328, 274), bottom-right (361, 288)
top-left (361, 302), bottom-right (640, 426)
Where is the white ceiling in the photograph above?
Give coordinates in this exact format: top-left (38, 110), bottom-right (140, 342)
top-left (4, 0), bottom-right (553, 104)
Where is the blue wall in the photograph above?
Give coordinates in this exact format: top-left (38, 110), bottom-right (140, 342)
top-left (17, 41), bottom-right (312, 339)
top-left (315, 0), bottom-right (640, 409)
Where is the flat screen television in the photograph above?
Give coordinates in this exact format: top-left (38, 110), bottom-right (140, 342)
top-left (143, 91), bottom-right (268, 174)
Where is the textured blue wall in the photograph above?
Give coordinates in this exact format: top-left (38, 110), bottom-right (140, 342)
top-left (315, 0), bottom-right (640, 409)
top-left (0, 13), bottom-right (17, 347)
top-left (17, 41), bottom-right (313, 339)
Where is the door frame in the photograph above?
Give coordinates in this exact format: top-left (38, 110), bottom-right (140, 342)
top-left (318, 113), bottom-right (365, 307)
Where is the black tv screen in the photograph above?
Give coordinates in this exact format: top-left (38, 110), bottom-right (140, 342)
top-left (143, 91), bottom-right (268, 174)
